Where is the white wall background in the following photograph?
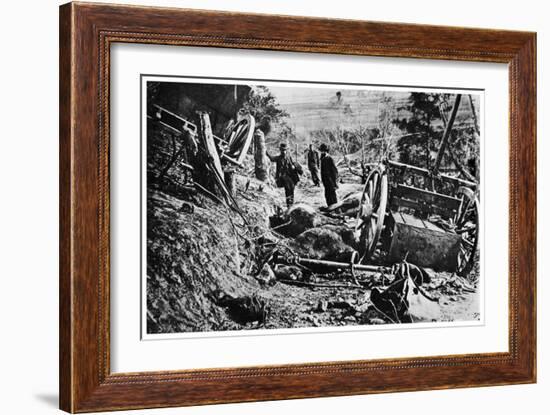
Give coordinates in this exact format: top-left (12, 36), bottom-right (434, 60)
top-left (0, 0), bottom-right (545, 414)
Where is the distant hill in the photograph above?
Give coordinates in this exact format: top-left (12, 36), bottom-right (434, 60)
top-left (273, 88), bottom-right (408, 137)
top-left (267, 86), bottom-right (479, 160)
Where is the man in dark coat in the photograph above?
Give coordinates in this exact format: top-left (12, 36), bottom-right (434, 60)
top-left (319, 143), bottom-right (339, 207)
top-left (306, 144), bottom-right (321, 186)
top-left (267, 143), bottom-right (302, 207)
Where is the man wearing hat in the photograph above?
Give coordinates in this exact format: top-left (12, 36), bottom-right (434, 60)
top-left (319, 143), bottom-right (339, 207)
top-left (267, 142), bottom-right (302, 207)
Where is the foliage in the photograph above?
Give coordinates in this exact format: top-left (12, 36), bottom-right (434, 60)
top-left (307, 95), bottom-right (400, 163)
top-left (310, 127), bottom-right (359, 155)
top-left (392, 92), bottom-right (448, 168)
top-left (242, 86), bottom-right (299, 153)
top-left (310, 126), bottom-right (380, 158)
top-left (375, 95), bottom-right (399, 160)
top-left (146, 82), bottom-right (161, 107)
top-left (392, 92), bottom-right (479, 178)
top-left (451, 126), bottom-right (480, 178)
top-left (275, 120), bottom-right (297, 144)
top-left (242, 85), bottom-right (289, 125)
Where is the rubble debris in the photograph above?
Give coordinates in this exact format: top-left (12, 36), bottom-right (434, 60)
top-left (215, 291), bottom-right (270, 325)
top-left (343, 316), bottom-right (357, 323)
top-left (431, 273), bottom-right (477, 295)
top-left (179, 201), bottom-right (195, 214)
top-left (273, 264), bottom-right (304, 281)
top-left (304, 314), bottom-right (321, 327)
top-left (327, 299), bottom-right (356, 312)
top-left (370, 261), bottom-right (440, 323)
top-left (390, 261), bottom-right (432, 286)
top-left (317, 300), bottom-right (329, 312)
top-left (256, 263), bottom-right (276, 286)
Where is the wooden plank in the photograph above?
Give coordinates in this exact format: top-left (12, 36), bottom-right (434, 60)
top-left (399, 212), bottom-right (426, 229)
top-left (387, 159), bottom-right (477, 188)
top-left (393, 184), bottom-right (461, 209)
top-left (391, 184), bottom-right (461, 219)
top-left (392, 211), bottom-right (406, 224)
top-left (393, 211), bottom-right (446, 233)
top-left (390, 196), bottom-right (458, 220)
top-left (420, 218), bottom-right (444, 232)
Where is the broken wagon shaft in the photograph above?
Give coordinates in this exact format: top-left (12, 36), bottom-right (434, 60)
top-left (438, 97), bottom-right (477, 183)
top-left (151, 104), bottom-right (247, 168)
top-left (277, 279), bottom-right (364, 290)
top-left (296, 257), bottom-right (390, 273)
top-left (433, 94), bottom-right (462, 175)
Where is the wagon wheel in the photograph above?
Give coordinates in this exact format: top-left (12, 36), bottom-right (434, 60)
top-left (454, 186), bottom-right (480, 278)
top-left (226, 114), bottom-right (255, 164)
top-left (355, 166), bottom-right (388, 263)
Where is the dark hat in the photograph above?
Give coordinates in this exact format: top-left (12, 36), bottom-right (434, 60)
top-left (279, 142), bottom-right (288, 150)
top-left (319, 143), bottom-right (329, 152)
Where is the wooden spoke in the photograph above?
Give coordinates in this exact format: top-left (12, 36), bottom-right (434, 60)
top-left (225, 114), bottom-right (255, 164)
top-left (355, 166), bottom-right (388, 263)
top-left (461, 238), bottom-right (475, 249)
top-left (454, 186), bottom-right (480, 278)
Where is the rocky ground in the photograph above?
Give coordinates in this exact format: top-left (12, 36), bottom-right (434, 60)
top-left (146, 170), bottom-right (480, 335)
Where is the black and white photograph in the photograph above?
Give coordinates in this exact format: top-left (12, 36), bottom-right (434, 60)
top-left (143, 77), bottom-right (482, 337)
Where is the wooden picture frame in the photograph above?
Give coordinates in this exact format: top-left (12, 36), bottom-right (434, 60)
top-left (59, 2), bottom-right (536, 412)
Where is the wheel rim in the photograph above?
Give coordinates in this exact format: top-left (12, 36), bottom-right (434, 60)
top-left (454, 186), bottom-right (479, 277)
top-left (355, 166), bottom-right (388, 263)
top-left (226, 114), bottom-right (255, 163)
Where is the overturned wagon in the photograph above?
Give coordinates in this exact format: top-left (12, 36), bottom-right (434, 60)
top-left (355, 94), bottom-right (479, 277)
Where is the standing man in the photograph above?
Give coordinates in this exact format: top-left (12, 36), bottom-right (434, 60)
top-left (319, 143), bottom-right (339, 207)
top-left (267, 143), bottom-right (302, 208)
top-left (306, 143), bottom-right (321, 186)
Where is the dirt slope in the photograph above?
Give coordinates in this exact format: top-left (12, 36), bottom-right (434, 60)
top-left (147, 172), bottom-right (480, 335)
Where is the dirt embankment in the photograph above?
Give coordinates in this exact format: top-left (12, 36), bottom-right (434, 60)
top-left (147, 175), bottom-right (279, 333)
top-left (147, 172), bottom-right (480, 335)
top-left (146, 174), bottom-right (370, 334)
